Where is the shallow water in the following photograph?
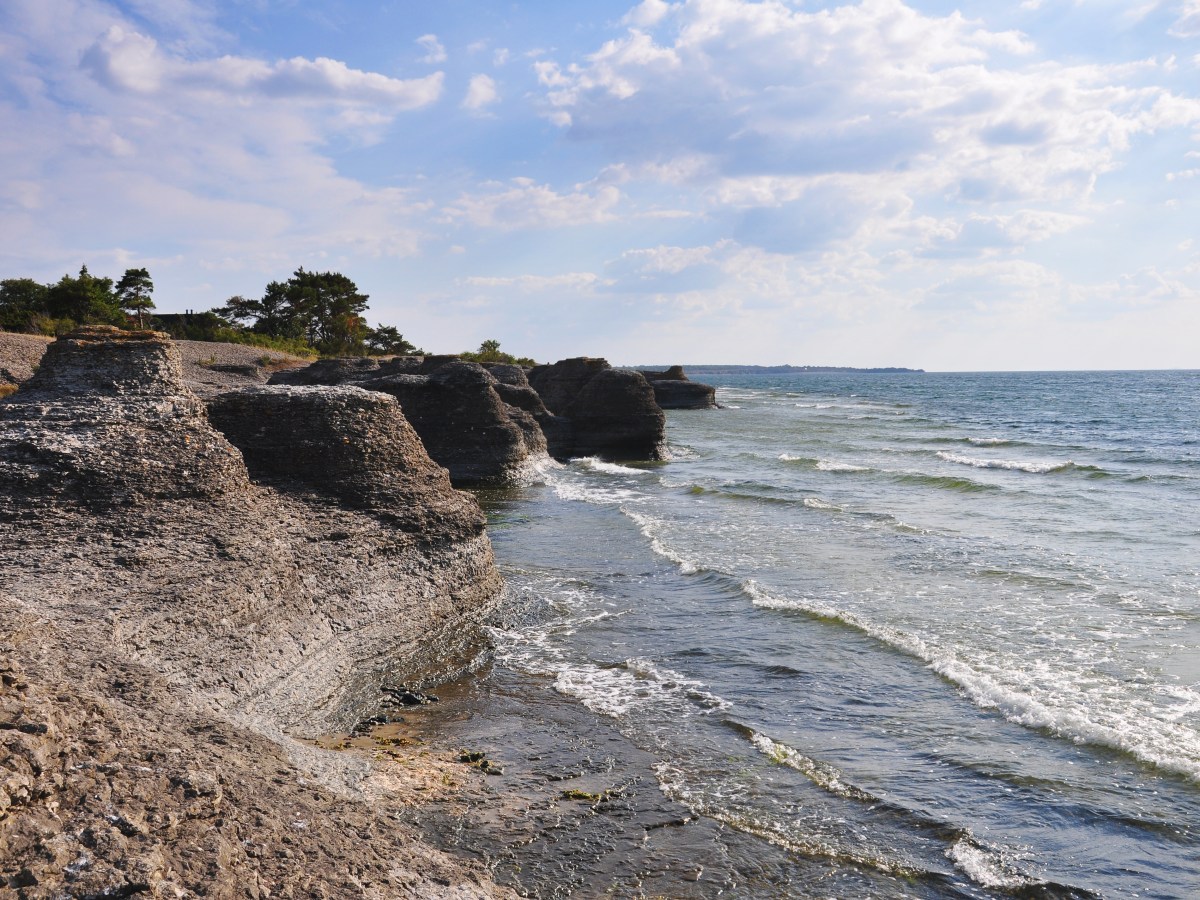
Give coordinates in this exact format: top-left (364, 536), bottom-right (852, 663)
top-left (478, 371), bottom-right (1200, 897)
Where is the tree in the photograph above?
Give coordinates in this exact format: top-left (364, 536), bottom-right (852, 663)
top-left (0, 278), bottom-right (50, 332)
top-left (365, 324), bottom-right (421, 356)
top-left (115, 267), bottom-right (155, 328)
top-left (219, 269), bottom-right (370, 355)
top-left (44, 265), bottom-right (122, 326)
top-left (460, 339), bottom-right (537, 366)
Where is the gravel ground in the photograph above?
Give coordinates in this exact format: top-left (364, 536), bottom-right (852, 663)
top-left (0, 332), bottom-right (52, 386)
top-left (175, 339), bottom-right (311, 397)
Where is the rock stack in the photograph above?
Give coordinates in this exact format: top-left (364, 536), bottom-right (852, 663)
top-left (528, 357), bottom-right (666, 460)
top-left (637, 365), bottom-right (718, 409)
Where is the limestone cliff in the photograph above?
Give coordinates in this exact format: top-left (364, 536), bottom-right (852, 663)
top-left (270, 357), bottom-right (548, 484)
top-left (528, 357), bottom-right (666, 460)
top-left (0, 327), bottom-right (507, 897)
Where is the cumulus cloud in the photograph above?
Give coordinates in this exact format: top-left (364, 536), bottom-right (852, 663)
top-left (83, 26), bottom-right (445, 109)
top-left (443, 178), bottom-right (621, 229)
top-left (416, 33), bottom-right (447, 64)
top-left (1170, 0), bottom-right (1200, 36)
top-left (462, 73), bottom-right (499, 111)
top-left (533, 0), bottom-right (1200, 248)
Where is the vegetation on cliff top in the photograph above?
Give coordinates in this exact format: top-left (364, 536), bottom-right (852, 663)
top-left (2, 265), bottom-right (541, 364)
top-left (1, 266), bottom-right (421, 359)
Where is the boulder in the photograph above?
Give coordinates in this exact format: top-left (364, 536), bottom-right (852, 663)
top-left (528, 357), bottom-right (665, 460)
top-left (637, 366), bottom-right (718, 409)
top-left (0, 330), bottom-right (508, 896)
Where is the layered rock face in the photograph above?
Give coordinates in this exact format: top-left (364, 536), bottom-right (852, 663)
top-left (362, 363), bottom-right (545, 484)
top-left (528, 357), bottom-right (666, 460)
top-left (0, 327), bottom-right (248, 509)
top-left (270, 356), bottom-right (547, 483)
top-left (0, 328), bottom-right (507, 895)
top-left (638, 366), bottom-right (718, 410)
top-left (206, 385), bottom-right (484, 536)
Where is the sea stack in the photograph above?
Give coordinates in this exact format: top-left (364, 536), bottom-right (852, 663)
top-left (528, 357), bottom-right (666, 460)
top-left (637, 366), bottom-right (718, 410)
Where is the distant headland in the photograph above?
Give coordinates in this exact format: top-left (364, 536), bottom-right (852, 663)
top-left (639, 364), bottom-right (925, 374)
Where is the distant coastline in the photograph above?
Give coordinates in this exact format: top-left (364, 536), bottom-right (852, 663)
top-left (638, 364), bottom-right (925, 374)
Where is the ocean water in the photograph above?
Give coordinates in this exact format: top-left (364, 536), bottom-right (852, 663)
top-left (479, 371), bottom-right (1200, 897)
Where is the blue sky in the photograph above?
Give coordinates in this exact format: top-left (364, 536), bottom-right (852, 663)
top-left (1, 0), bottom-right (1198, 369)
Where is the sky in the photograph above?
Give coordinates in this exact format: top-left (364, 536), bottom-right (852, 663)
top-left (1, 0), bottom-right (1198, 370)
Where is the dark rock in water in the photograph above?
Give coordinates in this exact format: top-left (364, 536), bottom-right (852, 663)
top-left (363, 361), bottom-right (544, 484)
top-left (416, 354), bottom-right (462, 374)
top-left (382, 686), bottom-right (439, 706)
top-left (638, 366), bottom-right (718, 410)
top-left (205, 384), bottom-right (485, 538)
top-left (528, 357), bottom-right (610, 416)
top-left (0, 327), bottom-right (249, 510)
top-left (528, 357), bottom-right (665, 460)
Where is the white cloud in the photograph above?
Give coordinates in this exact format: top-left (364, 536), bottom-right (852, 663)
top-left (537, 0), bottom-right (1200, 220)
top-left (416, 33), bottom-right (447, 64)
top-left (82, 26), bottom-right (445, 109)
top-left (623, 0), bottom-right (676, 28)
top-left (443, 178), bottom-right (621, 229)
top-left (462, 272), bottom-right (603, 291)
top-left (1170, 1), bottom-right (1200, 36)
top-left (462, 73), bottom-right (498, 111)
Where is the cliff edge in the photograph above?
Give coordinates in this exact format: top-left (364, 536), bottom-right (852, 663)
top-left (0, 327), bottom-right (509, 897)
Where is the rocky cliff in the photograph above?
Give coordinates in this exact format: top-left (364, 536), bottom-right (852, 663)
top-left (0, 327), bottom-right (508, 897)
top-left (637, 366), bottom-right (718, 410)
top-left (270, 357), bottom-right (548, 484)
top-left (528, 357), bottom-right (666, 460)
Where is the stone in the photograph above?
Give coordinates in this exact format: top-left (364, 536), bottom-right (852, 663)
top-left (528, 358), bottom-right (665, 460)
top-left (0, 326), bottom-right (510, 896)
top-left (637, 366), bottom-right (718, 410)
top-left (205, 385), bottom-right (485, 538)
top-left (0, 327), bottom-right (249, 511)
top-left (362, 362), bottom-right (544, 484)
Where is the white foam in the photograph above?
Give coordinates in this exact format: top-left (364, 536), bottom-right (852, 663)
top-left (578, 457), bottom-right (648, 476)
top-left (816, 459), bottom-right (871, 473)
top-left (936, 451), bottom-right (1066, 474)
top-left (624, 509), bottom-right (702, 574)
top-left (778, 453), bottom-right (814, 463)
top-left (947, 838), bottom-right (1038, 890)
top-left (966, 437), bottom-right (1011, 446)
top-left (553, 657), bottom-right (730, 719)
top-left (743, 581), bottom-right (1200, 782)
top-left (748, 731), bottom-right (872, 801)
top-left (802, 497), bottom-right (842, 511)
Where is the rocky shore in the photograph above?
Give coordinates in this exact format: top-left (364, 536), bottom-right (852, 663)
top-left (0, 329), bottom-right (718, 897)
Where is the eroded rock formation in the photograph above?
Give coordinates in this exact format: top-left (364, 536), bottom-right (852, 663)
top-left (0, 327), bottom-right (507, 896)
top-left (528, 357), bottom-right (666, 460)
top-left (269, 356), bottom-right (547, 483)
top-left (638, 366), bottom-right (718, 410)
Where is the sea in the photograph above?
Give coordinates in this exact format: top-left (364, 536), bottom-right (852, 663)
top-left (472, 370), bottom-right (1200, 898)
